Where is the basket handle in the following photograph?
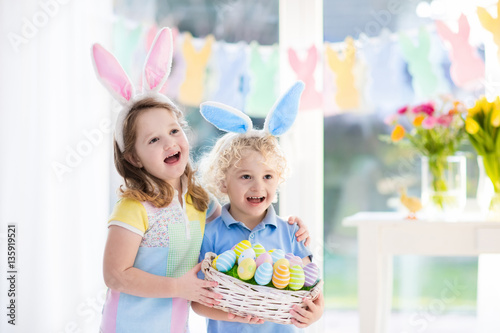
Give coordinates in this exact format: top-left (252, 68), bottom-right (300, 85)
top-left (201, 252), bottom-right (217, 273)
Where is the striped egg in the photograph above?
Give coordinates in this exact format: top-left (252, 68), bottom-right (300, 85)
top-left (303, 262), bottom-right (320, 287)
top-left (289, 265), bottom-right (305, 290)
top-left (273, 258), bottom-right (290, 271)
top-left (238, 248), bottom-right (256, 265)
top-left (254, 262), bottom-right (273, 285)
top-left (212, 255), bottom-right (219, 270)
top-left (252, 243), bottom-right (266, 257)
top-left (269, 249), bottom-right (285, 264)
top-left (234, 240), bottom-right (252, 258)
top-left (237, 258), bottom-right (256, 280)
top-left (255, 252), bottom-right (273, 267)
top-left (290, 256), bottom-right (303, 267)
top-left (215, 250), bottom-right (236, 273)
top-left (272, 264), bottom-right (290, 289)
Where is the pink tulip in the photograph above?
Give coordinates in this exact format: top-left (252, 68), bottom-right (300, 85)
top-left (422, 116), bottom-right (437, 129)
top-left (437, 114), bottom-right (453, 127)
top-left (413, 102), bottom-right (435, 116)
top-left (397, 106), bottom-right (409, 114)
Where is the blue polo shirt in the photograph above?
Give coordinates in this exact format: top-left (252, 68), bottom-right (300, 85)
top-left (198, 203), bottom-right (312, 333)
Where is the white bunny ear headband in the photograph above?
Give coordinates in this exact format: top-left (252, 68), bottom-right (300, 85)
top-left (200, 81), bottom-right (305, 138)
top-left (91, 27), bottom-right (176, 152)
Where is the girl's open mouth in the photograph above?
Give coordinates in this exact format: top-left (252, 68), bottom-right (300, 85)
top-left (164, 152), bottom-right (180, 164)
top-left (247, 196), bottom-right (265, 203)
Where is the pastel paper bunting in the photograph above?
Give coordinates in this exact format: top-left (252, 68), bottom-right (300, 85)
top-left (288, 45), bottom-right (323, 110)
top-left (435, 14), bottom-right (485, 89)
top-left (212, 44), bottom-right (250, 110)
top-left (478, 2), bottom-right (500, 60)
top-left (245, 42), bottom-right (279, 117)
top-left (325, 37), bottom-right (360, 110)
top-left (178, 32), bottom-right (215, 106)
top-left (398, 27), bottom-right (438, 99)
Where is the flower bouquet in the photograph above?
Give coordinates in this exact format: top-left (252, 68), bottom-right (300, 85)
top-left (385, 97), bottom-right (466, 214)
top-left (465, 96), bottom-right (500, 217)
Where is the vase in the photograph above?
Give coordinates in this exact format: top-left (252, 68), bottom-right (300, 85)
top-left (421, 155), bottom-right (467, 221)
top-left (478, 154), bottom-right (500, 221)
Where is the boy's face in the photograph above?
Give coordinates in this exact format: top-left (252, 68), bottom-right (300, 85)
top-left (222, 149), bottom-right (279, 226)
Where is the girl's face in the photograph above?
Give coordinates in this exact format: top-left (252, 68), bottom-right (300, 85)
top-left (130, 107), bottom-right (189, 191)
top-left (222, 149), bottom-right (279, 226)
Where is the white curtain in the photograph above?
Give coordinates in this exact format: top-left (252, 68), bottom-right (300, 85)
top-left (0, 1), bottom-right (113, 332)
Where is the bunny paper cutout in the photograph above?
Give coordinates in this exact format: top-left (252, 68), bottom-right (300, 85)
top-left (398, 27), bottom-right (439, 98)
top-left (178, 32), bottom-right (215, 106)
top-left (358, 29), bottom-right (414, 113)
top-left (92, 27), bottom-right (175, 152)
top-left (201, 81), bottom-right (305, 137)
top-left (325, 37), bottom-right (360, 110)
top-left (212, 44), bottom-right (251, 110)
top-left (288, 45), bottom-right (323, 110)
top-left (246, 42), bottom-right (280, 117)
top-left (478, 3), bottom-right (500, 60)
top-left (435, 14), bottom-right (485, 89)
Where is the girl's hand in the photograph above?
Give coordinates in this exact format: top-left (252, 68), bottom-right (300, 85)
top-left (290, 293), bottom-right (324, 328)
top-left (177, 263), bottom-right (223, 307)
top-left (287, 216), bottom-right (311, 246)
top-left (227, 312), bottom-right (264, 324)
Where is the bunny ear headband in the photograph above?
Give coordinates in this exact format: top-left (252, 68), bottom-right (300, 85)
top-left (91, 27), bottom-right (175, 152)
top-left (200, 81), bottom-right (305, 137)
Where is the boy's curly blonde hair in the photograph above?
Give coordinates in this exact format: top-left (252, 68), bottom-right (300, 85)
top-left (199, 130), bottom-right (289, 203)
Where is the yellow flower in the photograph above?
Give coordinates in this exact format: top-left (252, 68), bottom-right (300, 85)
top-left (413, 115), bottom-right (425, 126)
top-left (391, 124), bottom-right (405, 142)
top-left (492, 97), bottom-right (500, 127)
top-left (469, 96), bottom-right (489, 116)
top-left (465, 117), bottom-right (480, 134)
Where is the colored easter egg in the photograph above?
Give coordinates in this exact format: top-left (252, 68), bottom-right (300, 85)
top-left (273, 258), bottom-right (290, 270)
top-left (285, 253), bottom-right (303, 267)
top-left (252, 243), bottom-right (266, 257)
top-left (272, 264), bottom-right (290, 289)
top-left (237, 258), bottom-right (256, 280)
top-left (254, 262), bottom-right (273, 285)
top-left (289, 265), bottom-right (305, 290)
top-left (255, 252), bottom-right (273, 267)
top-left (238, 248), bottom-right (256, 265)
top-left (303, 262), bottom-right (320, 287)
top-left (216, 250), bottom-right (237, 273)
top-left (212, 255), bottom-right (219, 270)
top-left (269, 249), bottom-right (285, 263)
top-left (290, 256), bottom-right (303, 267)
top-left (234, 240), bottom-right (252, 258)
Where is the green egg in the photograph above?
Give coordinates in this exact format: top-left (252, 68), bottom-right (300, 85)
top-left (289, 265), bottom-right (305, 290)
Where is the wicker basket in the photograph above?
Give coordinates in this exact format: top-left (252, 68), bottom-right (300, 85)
top-left (201, 252), bottom-right (322, 325)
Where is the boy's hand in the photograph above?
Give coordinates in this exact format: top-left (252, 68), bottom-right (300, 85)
top-left (287, 216), bottom-right (311, 246)
top-left (227, 312), bottom-right (264, 324)
top-left (290, 293), bottom-right (324, 328)
top-left (177, 263), bottom-right (223, 307)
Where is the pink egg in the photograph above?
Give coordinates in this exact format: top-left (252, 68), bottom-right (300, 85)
top-left (255, 252), bottom-right (273, 267)
top-left (285, 253), bottom-right (303, 267)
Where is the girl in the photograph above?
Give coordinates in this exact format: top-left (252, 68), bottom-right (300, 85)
top-left (193, 82), bottom-right (324, 332)
top-left (92, 28), bottom-right (309, 332)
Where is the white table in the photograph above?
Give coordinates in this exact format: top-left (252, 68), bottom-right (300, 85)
top-left (342, 211), bottom-right (500, 333)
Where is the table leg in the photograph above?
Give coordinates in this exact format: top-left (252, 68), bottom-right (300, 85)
top-left (358, 226), bottom-right (393, 333)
